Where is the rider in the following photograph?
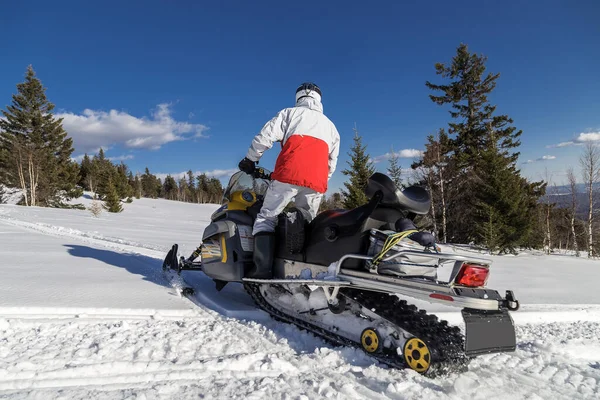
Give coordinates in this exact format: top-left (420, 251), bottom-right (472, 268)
top-left (238, 82), bottom-right (341, 278)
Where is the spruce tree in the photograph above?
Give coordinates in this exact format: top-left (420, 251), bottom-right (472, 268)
top-left (341, 126), bottom-right (376, 209)
top-left (196, 173), bottom-right (209, 203)
top-left (133, 174), bottom-right (142, 199)
top-left (78, 154), bottom-right (93, 191)
top-left (187, 170), bottom-right (196, 202)
top-left (93, 149), bottom-right (114, 199)
top-left (141, 167), bottom-right (160, 198)
top-left (0, 66), bottom-right (80, 206)
top-left (387, 146), bottom-right (403, 189)
top-left (426, 44), bottom-right (544, 250)
top-left (103, 178), bottom-right (123, 213)
top-left (163, 175), bottom-right (178, 200)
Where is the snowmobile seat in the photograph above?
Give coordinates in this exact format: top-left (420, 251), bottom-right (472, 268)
top-left (301, 191), bottom-right (383, 269)
top-left (365, 173), bottom-right (430, 215)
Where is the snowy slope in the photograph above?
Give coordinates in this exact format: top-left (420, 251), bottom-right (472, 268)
top-left (0, 198), bottom-right (599, 399)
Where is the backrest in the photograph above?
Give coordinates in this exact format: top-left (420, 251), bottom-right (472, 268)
top-left (365, 173), bottom-right (431, 215)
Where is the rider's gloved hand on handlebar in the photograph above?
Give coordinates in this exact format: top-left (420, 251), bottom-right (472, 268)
top-left (238, 157), bottom-right (256, 174)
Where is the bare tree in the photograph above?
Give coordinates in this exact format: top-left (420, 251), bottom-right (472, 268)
top-left (580, 143), bottom-right (600, 258)
top-left (543, 168), bottom-right (553, 254)
top-left (566, 167), bottom-right (579, 256)
top-left (434, 131), bottom-right (448, 244)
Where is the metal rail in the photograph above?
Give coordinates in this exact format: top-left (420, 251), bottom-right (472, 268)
top-left (334, 250), bottom-right (492, 276)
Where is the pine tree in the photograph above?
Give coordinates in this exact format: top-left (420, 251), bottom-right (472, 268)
top-left (141, 167), bottom-right (160, 198)
top-left (78, 154), bottom-right (94, 191)
top-left (133, 174), bottom-right (142, 199)
top-left (103, 178), bottom-right (123, 213)
top-left (387, 146), bottom-right (403, 189)
top-left (178, 177), bottom-right (190, 201)
top-left (114, 162), bottom-right (132, 199)
top-left (0, 66), bottom-right (80, 206)
top-left (187, 170), bottom-right (196, 203)
top-left (207, 178), bottom-right (224, 203)
top-left (426, 44), bottom-right (544, 250)
top-left (341, 125), bottom-right (376, 209)
top-left (93, 149), bottom-right (114, 199)
top-left (163, 175), bottom-right (178, 200)
top-left (196, 173), bottom-right (209, 203)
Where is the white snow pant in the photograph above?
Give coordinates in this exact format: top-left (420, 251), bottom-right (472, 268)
top-left (253, 180), bottom-right (323, 235)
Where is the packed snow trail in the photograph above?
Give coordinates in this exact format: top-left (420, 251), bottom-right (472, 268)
top-left (2, 200), bottom-right (600, 399)
top-left (1, 313), bottom-right (598, 399)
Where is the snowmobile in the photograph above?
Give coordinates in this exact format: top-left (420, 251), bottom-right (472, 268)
top-left (163, 168), bottom-right (520, 375)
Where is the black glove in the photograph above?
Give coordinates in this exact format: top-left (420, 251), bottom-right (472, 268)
top-left (238, 157), bottom-right (256, 174)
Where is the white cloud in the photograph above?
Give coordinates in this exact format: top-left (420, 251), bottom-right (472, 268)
top-left (71, 152), bottom-right (133, 163)
top-left (371, 149), bottom-right (424, 164)
top-left (575, 132), bottom-right (600, 143)
top-left (58, 103), bottom-right (208, 153)
top-left (547, 130), bottom-right (600, 148)
top-left (155, 168), bottom-right (238, 182)
top-left (523, 155), bottom-right (557, 164)
top-left (108, 154), bottom-right (135, 162)
top-left (546, 141), bottom-right (575, 148)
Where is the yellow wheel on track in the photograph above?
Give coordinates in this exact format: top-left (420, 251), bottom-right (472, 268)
top-left (403, 337), bottom-right (432, 373)
top-left (360, 328), bottom-right (380, 353)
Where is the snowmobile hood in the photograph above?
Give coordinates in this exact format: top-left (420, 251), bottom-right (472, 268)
top-left (295, 96), bottom-right (323, 113)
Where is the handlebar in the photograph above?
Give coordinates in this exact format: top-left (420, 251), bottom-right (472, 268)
top-left (253, 167), bottom-right (271, 181)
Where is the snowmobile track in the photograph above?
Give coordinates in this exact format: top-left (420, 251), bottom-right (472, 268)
top-left (243, 283), bottom-right (469, 376)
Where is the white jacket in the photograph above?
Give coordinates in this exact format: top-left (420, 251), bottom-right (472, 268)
top-left (246, 97), bottom-right (340, 193)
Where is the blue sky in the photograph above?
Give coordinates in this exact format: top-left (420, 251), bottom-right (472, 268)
top-left (1, 0), bottom-right (598, 190)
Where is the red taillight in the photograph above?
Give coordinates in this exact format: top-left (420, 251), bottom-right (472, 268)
top-left (430, 293), bottom-right (454, 302)
top-left (455, 264), bottom-right (489, 287)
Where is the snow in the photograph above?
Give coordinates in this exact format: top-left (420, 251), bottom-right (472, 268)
top-left (0, 186), bottom-right (23, 206)
top-left (1, 196), bottom-right (600, 399)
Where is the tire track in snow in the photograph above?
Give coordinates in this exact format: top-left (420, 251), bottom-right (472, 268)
top-left (0, 215), bottom-right (166, 259)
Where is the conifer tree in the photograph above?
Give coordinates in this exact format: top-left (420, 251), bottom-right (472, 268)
top-left (78, 154), bottom-right (93, 190)
top-left (196, 173), bottom-right (209, 203)
top-left (103, 178), bottom-right (123, 213)
top-left (163, 175), bottom-right (178, 200)
top-left (0, 66), bottom-right (80, 206)
top-left (341, 126), bottom-right (376, 209)
top-left (141, 167), bottom-right (160, 198)
top-left (426, 44), bottom-right (544, 250)
top-left (133, 174), bottom-right (142, 199)
top-left (93, 149), bottom-right (115, 199)
top-left (387, 146), bottom-right (403, 189)
top-left (114, 162), bottom-right (132, 199)
top-left (187, 170), bottom-right (196, 203)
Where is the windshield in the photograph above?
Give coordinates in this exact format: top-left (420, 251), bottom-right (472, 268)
top-left (222, 170), bottom-right (271, 203)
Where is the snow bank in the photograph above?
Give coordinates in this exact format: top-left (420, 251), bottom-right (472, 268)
top-left (0, 185), bottom-right (23, 205)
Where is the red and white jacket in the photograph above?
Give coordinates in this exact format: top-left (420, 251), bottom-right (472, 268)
top-left (246, 97), bottom-right (340, 194)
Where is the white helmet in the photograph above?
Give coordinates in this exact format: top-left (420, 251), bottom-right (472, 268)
top-left (295, 82), bottom-right (322, 103)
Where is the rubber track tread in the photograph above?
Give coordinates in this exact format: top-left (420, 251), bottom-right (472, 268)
top-left (244, 283), bottom-right (468, 376)
top-left (344, 288), bottom-right (469, 376)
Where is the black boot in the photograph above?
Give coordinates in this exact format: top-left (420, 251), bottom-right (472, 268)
top-left (249, 232), bottom-right (275, 279)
